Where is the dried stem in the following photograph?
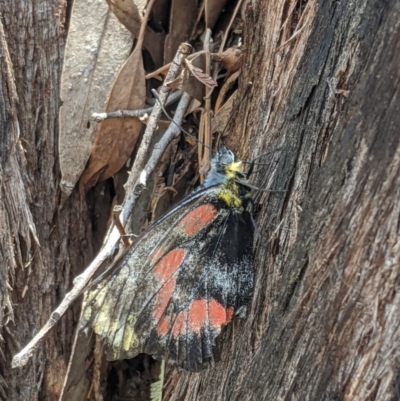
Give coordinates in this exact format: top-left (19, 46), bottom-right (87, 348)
top-left (198, 29), bottom-right (213, 182)
top-left (140, 92), bottom-right (192, 185)
top-left (92, 91), bottom-right (182, 122)
top-left (122, 42), bottom-right (192, 216)
top-left (145, 50), bottom-right (205, 80)
top-left (112, 206), bottom-right (130, 247)
top-left (218, 0), bottom-right (244, 52)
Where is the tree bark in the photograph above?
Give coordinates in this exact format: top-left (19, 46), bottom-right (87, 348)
top-left (0, 2), bottom-right (98, 400)
top-left (164, 1), bottom-right (400, 400)
top-left (1, 0), bottom-right (399, 401)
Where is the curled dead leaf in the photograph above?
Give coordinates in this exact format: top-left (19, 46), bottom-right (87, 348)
top-left (212, 91), bottom-right (237, 134)
top-left (215, 70), bottom-right (240, 113)
top-left (212, 47), bottom-right (243, 72)
top-left (185, 59), bottom-right (218, 89)
top-left (79, 0), bottom-right (160, 193)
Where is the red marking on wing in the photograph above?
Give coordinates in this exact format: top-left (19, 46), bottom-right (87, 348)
top-left (153, 278), bottom-right (176, 320)
top-left (157, 315), bottom-right (171, 336)
top-left (153, 250), bottom-right (184, 333)
top-left (226, 307), bottom-right (234, 323)
top-left (150, 248), bottom-right (163, 264)
top-left (188, 299), bottom-right (208, 334)
top-left (172, 311), bottom-right (187, 338)
top-left (154, 248), bottom-right (185, 281)
top-left (179, 204), bottom-right (218, 236)
top-left (209, 299), bottom-right (230, 327)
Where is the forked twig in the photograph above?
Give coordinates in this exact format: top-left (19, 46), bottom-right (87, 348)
top-left (11, 42), bottom-right (192, 369)
top-left (123, 42), bottom-right (192, 214)
top-left (92, 91), bottom-right (182, 122)
top-left (145, 51), bottom-right (206, 80)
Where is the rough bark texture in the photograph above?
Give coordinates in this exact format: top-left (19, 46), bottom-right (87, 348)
top-left (1, 0), bottom-right (399, 401)
top-left (0, 2), bottom-right (99, 400)
top-left (164, 0), bottom-right (400, 400)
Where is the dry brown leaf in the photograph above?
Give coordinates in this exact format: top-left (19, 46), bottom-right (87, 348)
top-left (106, 0), bottom-right (165, 67)
top-left (79, 0), bottom-right (159, 192)
top-left (205, 0), bottom-right (229, 30)
top-left (79, 46), bottom-right (146, 192)
top-left (213, 47), bottom-right (243, 72)
top-left (164, 0), bottom-right (198, 63)
top-left (185, 59), bottom-right (218, 89)
top-left (212, 91), bottom-right (237, 134)
top-left (164, 55), bottom-right (206, 102)
top-left (215, 69), bottom-right (240, 112)
top-left (186, 98), bottom-right (202, 116)
top-left (59, 0), bottom-right (133, 197)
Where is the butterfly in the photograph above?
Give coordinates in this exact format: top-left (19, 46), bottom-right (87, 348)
top-left (80, 146), bottom-right (255, 372)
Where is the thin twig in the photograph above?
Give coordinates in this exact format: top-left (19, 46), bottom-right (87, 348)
top-left (145, 51), bottom-right (205, 80)
top-left (91, 91), bottom-right (182, 122)
top-left (123, 42), bottom-right (192, 215)
top-left (11, 42), bottom-right (191, 369)
top-left (151, 89), bottom-right (207, 148)
top-left (140, 93), bottom-right (192, 187)
top-left (112, 206), bottom-right (130, 247)
top-left (199, 29), bottom-right (213, 182)
top-left (218, 0), bottom-right (244, 52)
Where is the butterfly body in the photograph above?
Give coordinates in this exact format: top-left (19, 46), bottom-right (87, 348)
top-left (81, 147), bottom-right (255, 371)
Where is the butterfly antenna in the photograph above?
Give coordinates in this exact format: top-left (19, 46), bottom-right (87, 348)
top-left (248, 200), bottom-right (282, 252)
top-left (236, 180), bottom-right (287, 193)
top-left (247, 199), bottom-right (268, 251)
top-left (246, 158), bottom-right (255, 179)
top-left (240, 147), bottom-right (283, 170)
top-left (150, 359), bottom-right (165, 401)
top-left (152, 89), bottom-right (212, 151)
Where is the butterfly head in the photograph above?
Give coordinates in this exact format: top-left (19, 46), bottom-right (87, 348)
top-left (206, 147), bottom-right (245, 181)
top-left (205, 147), bottom-right (248, 207)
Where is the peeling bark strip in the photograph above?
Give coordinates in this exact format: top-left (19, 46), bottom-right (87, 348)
top-left (164, 1), bottom-right (400, 400)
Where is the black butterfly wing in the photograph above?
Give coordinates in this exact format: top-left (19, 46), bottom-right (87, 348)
top-left (80, 186), bottom-right (254, 371)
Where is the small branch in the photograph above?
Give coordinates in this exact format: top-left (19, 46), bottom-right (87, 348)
top-left (92, 109), bottom-right (151, 122)
top-left (11, 43), bottom-right (192, 369)
top-left (218, 0), bottom-right (244, 52)
top-left (122, 43), bottom-right (192, 217)
top-left (140, 92), bottom-right (192, 186)
top-left (145, 50), bottom-right (205, 80)
top-left (199, 29), bottom-right (213, 182)
top-left (91, 91), bottom-right (182, 122)
top-left (112, 206), bottom-right (130, 247)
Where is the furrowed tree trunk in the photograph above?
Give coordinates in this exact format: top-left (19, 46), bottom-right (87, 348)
top-left (0, 2), bottom-right (97, 400)
top-left (1, 0), bottom-right (399, 401)
top-left (165, 0), bottom-right (400, 400)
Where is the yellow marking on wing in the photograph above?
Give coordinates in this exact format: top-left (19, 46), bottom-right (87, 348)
top-left (122, 314), bottom-right (138, 352)
top-left (87, 286), bottom-right (113, 336)
top-left (84, 280), bottom-right (140, 359)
